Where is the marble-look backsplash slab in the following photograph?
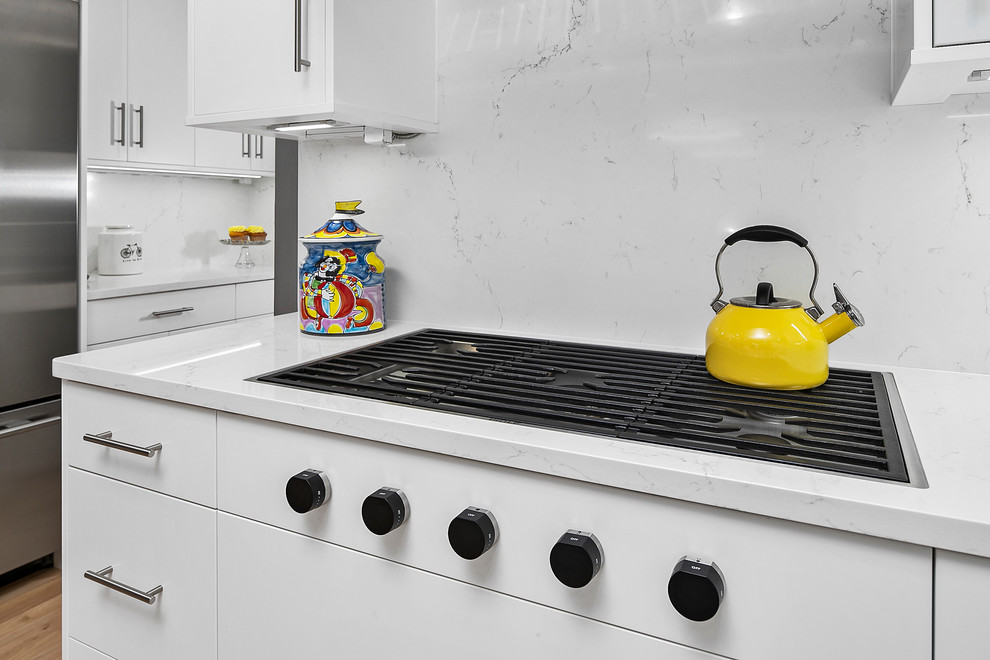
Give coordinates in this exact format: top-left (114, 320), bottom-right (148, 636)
top-left (86, 172), bottom-right (275, 274)
top-left (298, 0), bottom-right (990, 374)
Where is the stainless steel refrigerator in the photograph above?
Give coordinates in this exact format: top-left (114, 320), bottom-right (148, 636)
top-left (0, 0), bottom-right (78, 576)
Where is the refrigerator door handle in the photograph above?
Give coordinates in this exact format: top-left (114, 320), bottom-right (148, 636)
top-left (0, 415), bottom-right (60, 440)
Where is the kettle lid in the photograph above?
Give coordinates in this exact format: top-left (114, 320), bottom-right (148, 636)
top-left (729, 282), bottom-right (802, 309)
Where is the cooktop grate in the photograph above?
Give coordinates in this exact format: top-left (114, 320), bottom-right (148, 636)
top-left (252, 328), bottom-right (910, 482)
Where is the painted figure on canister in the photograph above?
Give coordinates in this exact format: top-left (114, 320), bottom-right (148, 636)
top-left (299, 201), bottom-right (386, 335)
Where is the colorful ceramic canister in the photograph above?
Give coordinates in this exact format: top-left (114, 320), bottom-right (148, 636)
top-left (299, 200), bottom-right (386, 335)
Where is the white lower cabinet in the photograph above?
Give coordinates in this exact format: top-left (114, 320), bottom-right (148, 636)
top-left (217, 512), bottom-right (713, 659)
top-left (935, 549), bottom-right (990, 658)
top-left (66, 638), bottom-right (116, 660)
top-left (64, 469), bottom-right (217, 660)
top-left (87, 279), bottom-right (273, 349)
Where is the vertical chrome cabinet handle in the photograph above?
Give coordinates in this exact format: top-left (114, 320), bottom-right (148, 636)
top-left (129, 104), bottom-right (145, 148)
top-left (111, 101), bottom-right (125, 145)
top-left (84, 566), bottom-right (163, 604)
top-left (83, 431), bottom-right (162, 457)
top-left (255, 135), bottom-right (263, 159)
top-left (294, 0), bottom-right (311, 71)
top-left (242, 133), bottom-right (250, 158)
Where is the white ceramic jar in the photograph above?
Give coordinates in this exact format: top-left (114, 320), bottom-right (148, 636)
top-left (98, 225), bottom-right (143, 275)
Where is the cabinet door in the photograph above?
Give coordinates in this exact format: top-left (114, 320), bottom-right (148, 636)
top-left (126, 0), bottom-right (195, 165)
top-left (84, 0), bottom-right (128, 162)
top-left (933, 2), bottom-right (990, 47)
top-left (189, 0), bottom-right (327, 117)
top-left (64, 469), bottom-right (217, 660)
top-left (235, 280), bottom-right (274, 318)
top-left (250, 135), bottom-right (275, 173)
top-left (217, 513), bottom-right (717, 660)
top-left (935, 549), bottom-right (990, 658)
top-left (194, 128), bottom-right (253, 172)
top-left (66, 638), bottom-right (116, 660)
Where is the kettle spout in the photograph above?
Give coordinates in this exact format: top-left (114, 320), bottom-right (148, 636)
top-left (820, 284), bottom-right (865, 344)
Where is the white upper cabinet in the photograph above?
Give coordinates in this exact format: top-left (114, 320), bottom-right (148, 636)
top-left (934, 2), bottom-right (990, 46)
top-left (85, 0), bottom-right (195, 165)
top-left (187, 0), bottom-right (437, 138)
top-left (193, 130), bottom-right (275, 174)
top-left (892, 0), bottom-right (990, 105)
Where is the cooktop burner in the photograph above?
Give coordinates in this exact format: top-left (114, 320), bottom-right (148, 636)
top-left (253, 329), bottom-right (911, 483)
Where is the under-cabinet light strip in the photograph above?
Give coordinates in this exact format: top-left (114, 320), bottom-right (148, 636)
top-left (87, 165), bottom-right (263, 180)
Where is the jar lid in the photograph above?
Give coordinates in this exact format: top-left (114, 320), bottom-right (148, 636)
top-left (105, 224), bottom-right (135, 230)
top-left (301, 200), bottom-right (382, 243)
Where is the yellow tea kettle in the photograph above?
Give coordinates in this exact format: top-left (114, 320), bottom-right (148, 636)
top-left (705, 225), bottom-right (865, 390)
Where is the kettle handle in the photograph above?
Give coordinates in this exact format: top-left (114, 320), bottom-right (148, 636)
top-left (711, 224), bottom-right (825, 318)
top-left (724, 225), bottom-right (809, 248)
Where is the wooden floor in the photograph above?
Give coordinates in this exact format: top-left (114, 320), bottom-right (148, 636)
top-left (0, 566), bottom-right (61, 660)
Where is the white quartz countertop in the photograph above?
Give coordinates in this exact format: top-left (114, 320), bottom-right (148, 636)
top-left (87, 266), bottom-right (275, 300)
top-left (53, 315), bottom-right (990, 557)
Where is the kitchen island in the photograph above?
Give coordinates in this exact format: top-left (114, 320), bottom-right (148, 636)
top-left (55, 314), bottom-right (990, 659)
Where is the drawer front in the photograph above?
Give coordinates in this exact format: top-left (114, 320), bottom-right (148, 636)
top-left (63, 382), bottom-right (216, 506)
top-left (218, 513), bottom-right (715, 660)
top-left (234, 279), bottom-right (273, 318)
top-left (65, 469), bottom-right (217, 660)
top-left (87, 286), bottom-right (235, 345)
top-left (218, 413), bottom-right (932, 660)
top-left (66, 638), bottom-right (116, 660)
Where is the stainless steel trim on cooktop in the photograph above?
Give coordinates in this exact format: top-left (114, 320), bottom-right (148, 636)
top-left (252, 329), bottom-right (925, 486)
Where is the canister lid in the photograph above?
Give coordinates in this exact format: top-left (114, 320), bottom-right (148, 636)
top-left (301, 200), bottom-right (382, 243)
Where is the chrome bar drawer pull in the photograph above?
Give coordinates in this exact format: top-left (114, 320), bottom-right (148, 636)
top-left (83, 431), bottom-right (162, 457)
top-left (151, 306), bottom-right (194, 317)
top-left (84, 566), bottom-right (163, 604)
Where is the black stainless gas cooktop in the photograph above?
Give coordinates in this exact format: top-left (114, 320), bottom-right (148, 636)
top-left (253, 328), bottom-right (911, 483)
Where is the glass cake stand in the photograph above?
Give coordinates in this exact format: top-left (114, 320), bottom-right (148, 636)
top-left (220, 239), bottom-right (270, 269)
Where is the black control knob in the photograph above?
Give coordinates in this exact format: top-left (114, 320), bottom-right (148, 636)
top-left (285, 469), bottom-right (331, 514)
top-left (362, 487), bottom-right (409, 535)
top-left (667, 557), bottom-right (725, 622)
top-left (549, 530), bottom-right (604, 588)
top-left (447, 507), bottom-right (498, 560)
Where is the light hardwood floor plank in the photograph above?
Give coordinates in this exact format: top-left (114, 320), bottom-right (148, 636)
top-left (0, 568), bottom-right (61, 660)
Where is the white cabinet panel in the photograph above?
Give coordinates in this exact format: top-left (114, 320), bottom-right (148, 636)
top-left (934, 1), bottom-right (990, 47)
top-left (84, 0), bottom-right (194, 166)
top-left (234, 279), bottom-right (274, 319)
top-left (189, 0), bottom-right (327, 117)
top-left (935, 549), bottom-right (990, 658)
top-left (194, 129), bottom-right (254, 172)
top-left (194, 132), bottom-right (275, 175)
top-left (64, 469), bottom-right (217, 660)
top-left (84, 0), bottom-right (128, 162)
top-left (66, 638), bottom-right (116, 660)
top-left (125, 0), bottom-right (194, 165)
top-left (216, 413), bottom-right (932, 660)
top-left (187, 0), bottom-right (437, 135)
top-left (62, 381), bottom-right (217, 507)
top-left (250, 135), bottom-right (275, 173)
top-left (218, 513), bottom-right (716, 660)
top-left (892, 0), bottom-right (990, 104)
top-left (87, 285), bottom-right (236, 345)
